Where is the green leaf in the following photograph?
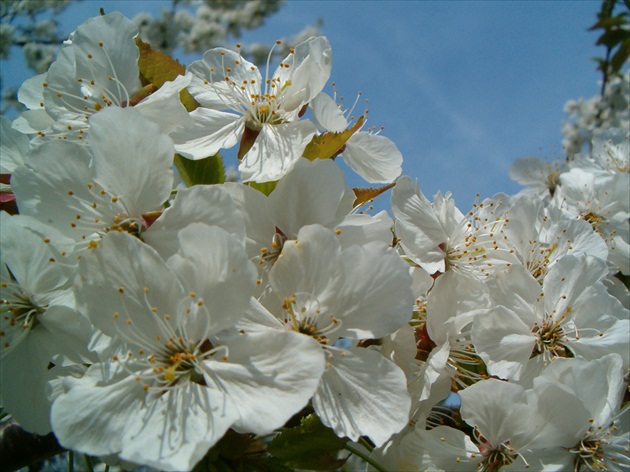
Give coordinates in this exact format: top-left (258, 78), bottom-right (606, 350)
top-left (192, 431), bottom-right (292, 472)
top-left (175, 153), bottom-right (226, 187)
top-left (267, 414), bottom-right (349, 470)
top-left (135, 38), bottom-right (198, 112)
top-left (610, 38), bottom-right (630, 73)
top-left (302, 116), bottom-right (364, 161)
top-left (247, 180), bottom-right (278, 196)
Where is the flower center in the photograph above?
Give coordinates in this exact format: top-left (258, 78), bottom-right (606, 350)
top-left (246, 96), bottom-right (284, 128)
top-left (258, 228), bottom-right (288, 266)
top-left (0, 278), bottom-right (46, 356)
top-left (479, 442), bottom-right (518, 472)
top-left (281, 293), bottom-right (341, 345)
top-left (580, 211), bottom-right (604, 232)
top-left (531, 312), bottom-right (572, 362)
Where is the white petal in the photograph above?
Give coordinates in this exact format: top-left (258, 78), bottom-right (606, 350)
top-left (17, 73), bottom-right (48, 110)
top-left (268, 159), bottom-right (353, 237)
top-left (187, 49), bottom-right (261, 110)
top-left (89, 107), bottom-right (174, 216)
top-left (135, 74), bottom-right (194, 134)
top-left (426, 271), bottom-right (490, 344)
top-left (343, 132), bottom-right (403, 183)
top-left (209, 329), bottom-right (324, 434)
top-left (332, 241), bottom-right (414, 339)
top-left (391, 425), bottom-right (480, 472)
top-left (274, 37), bottom-right (332, 116)
top-left (172, 108), bottom-right (243, 159)
top-left (222, 182), bottom-right (275, 258)
top-left (12, 109), bottom-right (55, 134)
top-left (122, 382), bottom-right (235, 471)
top-left (0, 116), bottom-right (30, 173)
top-left (52, 366), bottom-right (148, 457)
top-left (391, 177), bottom-right (447, 272)
top-left (336, 211), bottom-right (394, 247)
top-left (533, 354), bottom-right (625, 428)
top-left (1, 332), bottom-right (57, 434)
top-left (76, 232), bottom-right (185, 340)
top-left (167, 224), bottom-right (256, 334)
top-left (144, 185), bottom-right (246, 260)
top-left (0, 213), bottom-right (75, 295)
top-left (313, 347), bottom-right (410, 446)
top-left (471, 306), bottom-right (536, 381)
top-left (71, 12), bottom-right (141, 105)
top-left (11, 140), bottom-right (118, 244)
top-left (270, 225), bottom-right (344, 307)
top-left (459, 379), bottom-right (542, 450)
top-left (310, 92), bottom-right (348, 132)
top-left (239, 120), bottom-right (316, 182)
top-left (525, 381), bottom-right (592, 449)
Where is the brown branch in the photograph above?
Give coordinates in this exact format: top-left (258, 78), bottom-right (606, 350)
top-left (0, 419), bottom-right (65, 472)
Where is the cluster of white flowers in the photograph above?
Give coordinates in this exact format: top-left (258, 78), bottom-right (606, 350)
top-left (562, 71), bottom-right (630, 157)
top-left (1, 11), bottom-right (628, 472)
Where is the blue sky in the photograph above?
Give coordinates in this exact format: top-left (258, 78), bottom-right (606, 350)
top-left (4, 1), bottom-right (605, 210)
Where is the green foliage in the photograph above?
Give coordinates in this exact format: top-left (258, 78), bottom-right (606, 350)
top-left (589, 0), bottom-right (629, 92)
top-left (135, 38), bottom-right (227, 186)
top-left (175, 153), bottom-right (226, 186)
top-left (247, 180), bottom-right (278, 195)
top-left (192, 430), bottom-right (292, 472)
top-left (267, 414), bottom-right (349, 470)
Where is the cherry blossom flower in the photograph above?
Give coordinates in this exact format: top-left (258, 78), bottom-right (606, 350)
top-left (1, 213), bottom-right (91, 434)
top-left (15, 11), bottom-right (191, 143)
top-left (260, 224), bottom-right (414, 446)
top-left (500, 195), bottom-right (608, 281)
top-left (12, 107), bottom-right (174, 251)
top-left (223, 159), bottom-right (393, 295)
top-left (554, 168), bottom-right (630, 274)
top-left (508, 156), bottom-right (567, 199)
top-left (310, 91), bottom-right (403, 183)
top-left (52, 225), bottom-right (324, 471)
top-left (392, 177), bottom-right (518, 278)
top-left (380, 378), bottom-right (586, 471)
top-left (472, 255), bottom-right (629, 383)
top-left (12, 106), bottom-right (245, 261)
top-left (172, 36), bottom-right (331, 182)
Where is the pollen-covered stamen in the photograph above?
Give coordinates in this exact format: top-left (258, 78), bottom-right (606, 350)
top-left (45, 49), bottom-right (132, 117)
top-left (281, 292), bottom-right (341, 345)
top-left (524, 241), bottom-right (559, 281)
top-left (109, 214), bottom-right (148, 238)
top-left (531, 308), bottom-right (574, 363)
top-left (537, 162), bottom-right (562, 196)
top-left (63, 179), bottom-right (154, 246)
top-left (0, 277), bottom-right (47, 356)
top-left (471, 428), bottom-right (527, 472)
top-left (259, 227), bottom-right (288, 266)
top-left (439, 198), bottom-right (512, 278)
top-left (569, 417), bottom-right (629, 471)
top-left (580, 210), bottom-right (604, 232)
top-left (110, 290), bottom-right (229, 393)
top-left (211, 41), bottom-right (297, 132)
top-left (449, 343), bottom-right (489, 390)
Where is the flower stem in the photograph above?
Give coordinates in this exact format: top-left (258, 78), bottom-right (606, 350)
top-left (84, 454), bottom-right (94, 472)
top-left (344, 442), bottom-right (388, 472)
top-left (359, 436), bottom-right (375, 452)
top-left (68, 451), bottom-right (74, 472)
